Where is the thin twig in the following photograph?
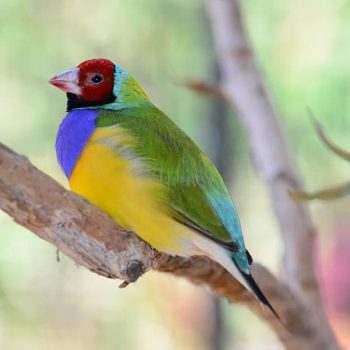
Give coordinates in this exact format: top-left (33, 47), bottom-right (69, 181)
top-left (308, 109), bottom-right (350, 162)
top-left (183, 80), bottom-right (226, 100)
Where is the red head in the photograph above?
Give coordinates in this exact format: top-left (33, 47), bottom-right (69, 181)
top-left (49, 58), bottom-right (116, 109)
top-left (77, 59), bottom-right (115, 101)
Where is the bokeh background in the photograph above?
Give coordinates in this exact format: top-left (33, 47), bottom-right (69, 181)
top-left (1, 0), bottom-right (350, 349)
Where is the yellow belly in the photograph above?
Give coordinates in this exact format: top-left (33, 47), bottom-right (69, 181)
top-left (69, 126), bottom-right (197, 255)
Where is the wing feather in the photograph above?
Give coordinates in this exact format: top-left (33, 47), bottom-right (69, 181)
top-left (96, 107), bottom-right (249, 270)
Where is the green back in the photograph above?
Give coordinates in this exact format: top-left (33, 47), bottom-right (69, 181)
top-left (96, 105), bottom-right (249, 272)
top-left (89, 70), bottom-right (250, 272)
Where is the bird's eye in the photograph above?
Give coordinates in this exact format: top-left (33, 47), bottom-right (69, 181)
top-left (89, 74), bottom-right (103, 84)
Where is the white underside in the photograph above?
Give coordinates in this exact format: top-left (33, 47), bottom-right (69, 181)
top-left (182, 234), bottom-right (251, 293)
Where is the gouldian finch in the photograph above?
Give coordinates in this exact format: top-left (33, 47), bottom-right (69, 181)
top-left (49, 58), bottom-right (277, 317)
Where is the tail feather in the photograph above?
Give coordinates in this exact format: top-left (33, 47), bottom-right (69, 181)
top-left (192, 235), bottom-right (281, 322)
top-left (240, 268), bottom-right (281, 321)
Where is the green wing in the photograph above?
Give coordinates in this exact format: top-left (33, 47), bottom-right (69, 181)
top-left (97, 106), bottom-right (250, 269)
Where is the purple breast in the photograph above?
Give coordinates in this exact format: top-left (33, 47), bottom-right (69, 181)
top-left (55, 109), bottom-right (99, 179)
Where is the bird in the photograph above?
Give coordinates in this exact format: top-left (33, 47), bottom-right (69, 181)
top-left (49, 58), bottom-right (278, 318)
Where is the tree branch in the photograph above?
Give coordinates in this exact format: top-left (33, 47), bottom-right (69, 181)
top-left (206, 0), bottom-right (340, 349)
top-left (0, 140), bottom-right (339, 349)
top-left (0, 143), bottom-right (155, 282)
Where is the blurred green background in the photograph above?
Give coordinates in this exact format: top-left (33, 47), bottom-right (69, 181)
top-left (1, 0), bottom-right (350, 349)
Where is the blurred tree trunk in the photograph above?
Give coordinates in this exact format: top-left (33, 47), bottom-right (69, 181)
top-left (207, 64), bottom-right (234, 183)
top-left (205, 62), bottom-right (233, 350)
top-left (205, 0), bottom-right (340, 348)
top-left (208, 298), bottom-right (226, 350)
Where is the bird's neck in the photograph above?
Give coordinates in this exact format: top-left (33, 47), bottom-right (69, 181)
top-left (104, 66), bottom-right (149, 110)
